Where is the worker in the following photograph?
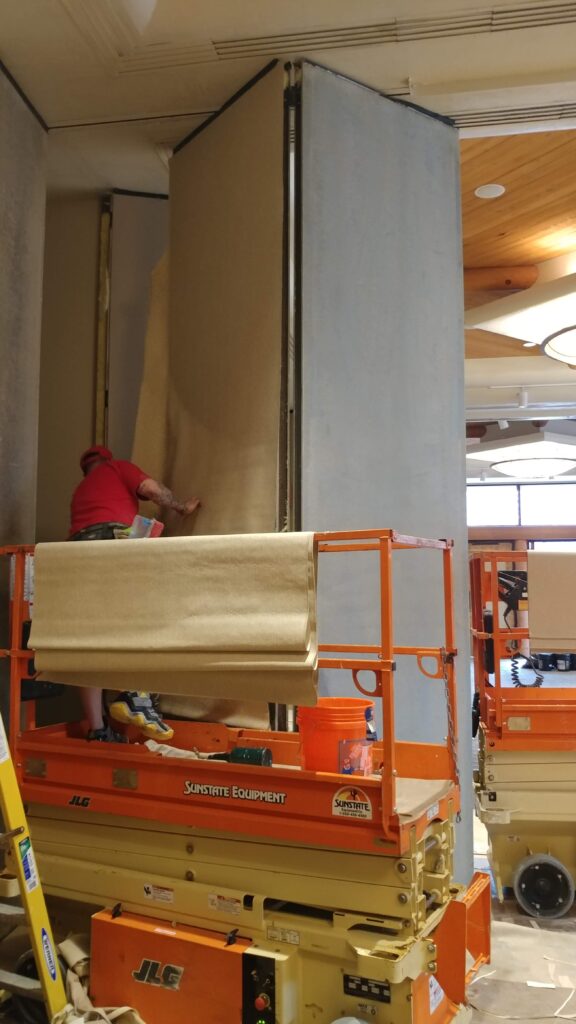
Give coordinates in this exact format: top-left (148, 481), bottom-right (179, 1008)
top-left (70, 444), bottom-right (201, 743)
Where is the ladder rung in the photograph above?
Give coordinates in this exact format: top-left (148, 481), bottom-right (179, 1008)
top-left (0, 903), bottom-right (25, 922)
top-left (0, 968), bottom-right (43, 1000)
top-left (0, 827), bottom-right (25, 846)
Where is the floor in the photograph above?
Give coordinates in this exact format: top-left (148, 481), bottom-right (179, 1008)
top-left (470, 912), bottom-right (576, 1023)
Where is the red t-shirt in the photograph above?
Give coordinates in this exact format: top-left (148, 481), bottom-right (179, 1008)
top-left (70, 460), bottom-right (149, 536)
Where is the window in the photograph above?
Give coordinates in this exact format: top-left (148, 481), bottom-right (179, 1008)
top-left (467, 481), bottom-right (576, 527)
top-left (466, 485), bottom-right (519, 526)
top-left (520, 483), bottom-right (576, 526)
top-left (532, 540), bottom-right (576, 552)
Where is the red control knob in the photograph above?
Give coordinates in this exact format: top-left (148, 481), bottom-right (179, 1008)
top-left (255, 994), bottom-right (270, 1011)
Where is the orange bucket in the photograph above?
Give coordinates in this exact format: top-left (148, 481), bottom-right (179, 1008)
top-left (297, 697), bottom-right (373, 772)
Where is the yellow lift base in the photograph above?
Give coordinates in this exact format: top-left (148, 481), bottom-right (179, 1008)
top-left (22, 803), bottom-right (491, 1024)
top-left (476, 742), bottom-right (576, 917)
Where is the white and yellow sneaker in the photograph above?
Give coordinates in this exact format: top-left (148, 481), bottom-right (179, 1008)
top-left (108, 691), bottom-right (174, 741)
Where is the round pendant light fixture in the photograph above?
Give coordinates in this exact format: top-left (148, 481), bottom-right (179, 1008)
top-left (541, 324), bottom-right (576, 365)
top-left (491, 457), bottom-right (576, 479)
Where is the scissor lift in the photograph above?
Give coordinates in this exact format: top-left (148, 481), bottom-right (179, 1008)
top-left (1, 531), bottom-right (489, 1024)
top-left (471, 550), bottom-right (576, 919)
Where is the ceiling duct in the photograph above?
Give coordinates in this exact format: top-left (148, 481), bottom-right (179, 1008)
top-left (214, 3), bottom-right (576, 60)
top-left (453, 101), bottom-right (576, 128)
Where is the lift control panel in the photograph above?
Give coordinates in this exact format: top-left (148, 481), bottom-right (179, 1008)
top-left (243, 950), bottom-right (277, 1023)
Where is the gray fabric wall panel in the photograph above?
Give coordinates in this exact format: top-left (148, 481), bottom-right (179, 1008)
top-left (299, 63), bottom-right (471, 877)
top-left (0, 71), bottom-right (46, 545)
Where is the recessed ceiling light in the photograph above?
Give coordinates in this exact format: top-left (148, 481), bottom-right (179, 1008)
top-left (474, 183), bottom-right (506, 199)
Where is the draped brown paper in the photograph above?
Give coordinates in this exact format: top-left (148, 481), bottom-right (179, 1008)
top-left (128, 65), bottom-right (288, 725)
top-left (528, 551), bottom-right (576, 652)
top-left (132, 251), bottom-right (170, 492)
top-left (134, 63), bottom-right (286, 539)
top-left (31, 534), bottom-right (317, 706)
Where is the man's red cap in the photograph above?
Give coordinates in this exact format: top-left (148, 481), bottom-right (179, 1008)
top-left (80, 445), bottom-right (113, 470)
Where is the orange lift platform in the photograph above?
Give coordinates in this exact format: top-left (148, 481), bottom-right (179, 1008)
top-left (471, 550), bottom-right (576, 919)
top-left (1, 531), bottom-right (489, 1024)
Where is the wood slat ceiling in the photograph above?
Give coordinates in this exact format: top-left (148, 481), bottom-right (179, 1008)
top-left (462, 129), bottom-right (576, 357)
top-left (465, 300), bottom-right (542, 357)
top-left (464, 286), bottom-right (540, 358)
top-left (465, 328), bottom-right (540, 358)
top-left (461, 129), bottom-right (576, 268)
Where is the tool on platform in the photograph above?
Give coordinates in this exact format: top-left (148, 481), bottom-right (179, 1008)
top-left (207, 746), bottom-right (273, 766)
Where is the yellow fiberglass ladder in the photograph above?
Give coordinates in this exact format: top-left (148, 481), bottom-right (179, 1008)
top-left (0, 711), bottom-right (67, 1019)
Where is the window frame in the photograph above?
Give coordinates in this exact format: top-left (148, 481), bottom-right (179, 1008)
top-left (467, 479), bottom-right (576, 528)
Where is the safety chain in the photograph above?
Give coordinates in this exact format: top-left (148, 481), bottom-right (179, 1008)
top-left (441, 649), bottom-right (462, 823)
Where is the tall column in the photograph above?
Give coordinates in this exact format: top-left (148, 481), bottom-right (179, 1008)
top-left (299, 63), bottom-right (471, 879)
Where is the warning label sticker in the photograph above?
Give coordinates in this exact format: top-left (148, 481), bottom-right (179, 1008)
top-left (9, 554), bottom-right (35, 607)
top-left (143, 883), bottom-right (174, 905)
top-left (427, 802), bottom-right (440, 821)
top-left (208, 893), bottom-right (242, 916)
top-left (267, 926), bottom-right (300, 945)
top-left (18, 837), bottom-right (39, 893)
top-left (41, 928), bottom-right (57, 981)
top-left (429, 975), bottom-right (445, 1015)
top-left (332, 786), bottom-right (372, 820)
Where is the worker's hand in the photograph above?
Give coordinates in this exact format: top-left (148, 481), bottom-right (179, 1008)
top-left (181, 497), bottom-right (201, 516)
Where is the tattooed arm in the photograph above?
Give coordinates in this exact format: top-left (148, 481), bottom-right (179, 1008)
top-left (137, 478), bottom-right (201, 517)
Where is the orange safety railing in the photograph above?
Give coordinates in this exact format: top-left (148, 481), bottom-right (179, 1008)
top-left (1, 532), bottom-right (460, 849)
top-left (0, 545), bottom-right (36, 750)
top-left (470, 550), bottom-right (576, 751)
top-left (316, 530), bottom-right (460, 836)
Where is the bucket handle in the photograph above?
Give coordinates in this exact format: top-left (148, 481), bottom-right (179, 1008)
top-left (352, 669), bottom-right (382, 697)
top-left (416, 652), bottom-right (443, 679)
